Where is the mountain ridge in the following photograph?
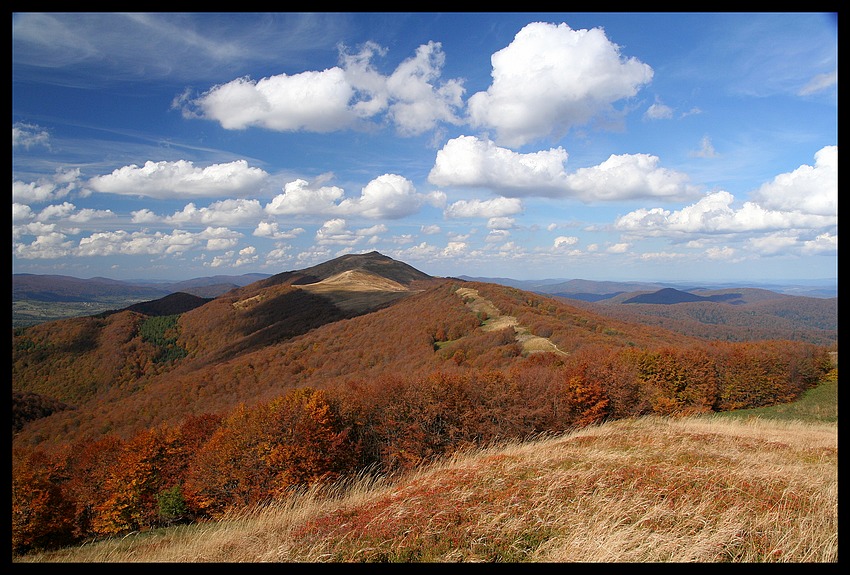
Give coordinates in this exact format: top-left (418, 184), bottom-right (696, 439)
top-left (12, 251), bottom-right (837, 449)
top-left (13, 252), bottom-right (710, 447)
top-left (13, 272), bottom-right (272, 302)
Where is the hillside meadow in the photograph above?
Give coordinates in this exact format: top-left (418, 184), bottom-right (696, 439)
top-left (15, 377), bottom-right (837, 563)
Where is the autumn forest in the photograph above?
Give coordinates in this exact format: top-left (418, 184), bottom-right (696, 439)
top-left (11, 252), bottom-right (837, 556)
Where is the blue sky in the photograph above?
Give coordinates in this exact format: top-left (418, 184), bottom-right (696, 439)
top-left (12, 12), bottom-right (838, 283)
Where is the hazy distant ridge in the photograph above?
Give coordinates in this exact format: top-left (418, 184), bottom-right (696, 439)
top-left (13, 272), bottom-right (272, 301)
top-left (457, 275), bottom-right (836, 300)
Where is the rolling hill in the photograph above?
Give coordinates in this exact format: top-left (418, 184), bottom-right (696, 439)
top-left (459, 275), bottom-right (837, 300)
top-left (12, 272), bottom-right (271, 302)
top-left (122, 292), bottom-right (213, 317)
top-left (461, 277), bottom-right (835, 346)
top-left (621, 287), bottom-right (741, 304)
top-left (12, 251), bottom-right (837, 450)
top-left (564, 290), bottom-right (836, 346)
top-left (12, 274), bottom-right (170, 302)
top-left (13, 251), bottom-right (712, 448)
top-left (456, 276), bottom-right (665, 298)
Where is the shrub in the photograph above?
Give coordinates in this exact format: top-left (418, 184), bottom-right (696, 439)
top-left (157, 485), bottom-right (188, 525)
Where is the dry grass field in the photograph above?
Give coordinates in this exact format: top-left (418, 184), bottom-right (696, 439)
top-left (17, 380), bottom-right (837, 563)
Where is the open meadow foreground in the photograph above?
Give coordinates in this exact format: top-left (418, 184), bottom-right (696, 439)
top-left (16, 379), bottom-right (837, 563)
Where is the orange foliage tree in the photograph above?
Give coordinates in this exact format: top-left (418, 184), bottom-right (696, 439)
top-left (11, 446), bottom-right (76, 555)
top-left (182, 387), bottom-right (358, 519)
top-left (89, 428), bottom-right (173, 535)
top-left (561, 360), bottom-right (612, 427)
top-left (161, 413), bottom-right (223, 488)
top-left (263, 388), bottom-right (360, 493)
top-left (334, 374), bottom-right (433, 473)
top-left (181, 402), bottom-right (280, 518)
top-left (59, 435), bottom-right (124, 540)
top-left (713, 341), bottom-right (807, 410)
top-left (630, 347), bottom-right (719, 416)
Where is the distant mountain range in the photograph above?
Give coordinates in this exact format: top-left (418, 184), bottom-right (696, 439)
top-left (12, 268), bottom-right (838, 329)
top-left (13, 272), bottom-right (272, 302)
top-left (456, 275), bottom-right (837, 300)
top-left (12, 272), bottom-right (274, 327)
top-left (15, 271), bottom-right (833, 309)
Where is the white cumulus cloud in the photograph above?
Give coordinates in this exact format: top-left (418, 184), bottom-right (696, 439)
top-left (553, 235), bottom-right (579, 248)
top-left (429, 135), bottom-right (569, 196)
top-left (164, 199), bottom-right (264, 226)
top-left (338, 173), bottom-right (424, 218)
top-left (86, 160), bottom-right (268, 199)
top-left (267, 174), bottom-right (437, 219)
top-left (253, 221), bottom-right (305, 240)
top-left (12, 168), bottom-right (81, 204)
top-left (384, 41), bottom-right (465, 136)
top-left (444, 197), bottom-right (523, 219)
top-left (185, 40), bottom-right (465, 137)
top-left (750, 145), bottom-right (836, 216)
top-left (801, 232), bottom-right (837, 255)
top-left (467, 22), bottom-right (653, 148)
top-left (615, 189), bottom-right (836, 236)
top-left (265, 179), bottom-right (345, 215)
top-left (430, 136), bottom-right (697, 202)
top-left (314, 218), bottom-right (385, 246)
top-left (190, 69), bottom-right (357, 132)
top-left (76, 229), bottom-right (202, 257)
top-left (564, 153), bottom-right (700, 202)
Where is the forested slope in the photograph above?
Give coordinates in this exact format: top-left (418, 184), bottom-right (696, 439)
top-left (17, 277), bottom-right (686, 446)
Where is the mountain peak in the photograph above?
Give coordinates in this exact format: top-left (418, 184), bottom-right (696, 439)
top-left (264, 251), bottom-right (433, 289)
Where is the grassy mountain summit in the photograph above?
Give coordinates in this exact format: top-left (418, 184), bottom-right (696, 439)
top-left (253, 250), bottom-right (434, 289)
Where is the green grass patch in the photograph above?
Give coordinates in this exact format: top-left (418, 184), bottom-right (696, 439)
top-left (711, 378), bottom-right (837, 423)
